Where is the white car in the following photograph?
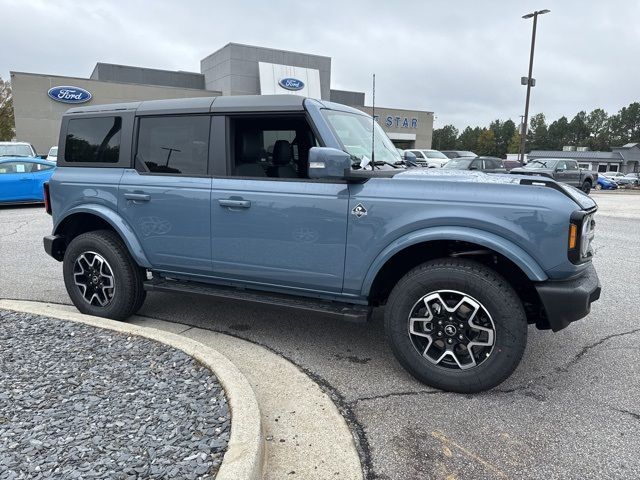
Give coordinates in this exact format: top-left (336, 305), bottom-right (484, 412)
top-left (404, 149), bottom-right (450, 168)
top-left (47, 146), bottom-right (58, 162)
top-left (0, 141), bottom-right (37, 158)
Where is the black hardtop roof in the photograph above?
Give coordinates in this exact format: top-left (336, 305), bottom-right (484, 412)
top-left (63, 95), bottom-right (367, 117)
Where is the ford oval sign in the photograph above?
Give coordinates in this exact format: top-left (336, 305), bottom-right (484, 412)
top-left (47, 86), bottom-right (92, 104)
top-left (278, 78), bottom-right (305, 91)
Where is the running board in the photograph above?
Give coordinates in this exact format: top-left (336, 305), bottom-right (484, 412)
top-left (143, 278), bottom-right (371, 323)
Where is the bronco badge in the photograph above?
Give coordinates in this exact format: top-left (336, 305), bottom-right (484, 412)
top-left (351, 203), bottom-right (367, 218)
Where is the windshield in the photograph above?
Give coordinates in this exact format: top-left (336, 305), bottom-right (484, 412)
top-left (443, 158), bottom-right (472, 169)
top-left (322, 110), bottom-right (402, 167)
top-left (524, 159), bottom-right (557, 169)
top-left (0, 144), bottom-right (34, 157)
top-left (424, 150), bottom-right (448, 159)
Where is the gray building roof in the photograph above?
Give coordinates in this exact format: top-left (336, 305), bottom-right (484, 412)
top-left (90, 63), bottom-right (206, 90)
top-left (528, 150), bottom-right (623, 163)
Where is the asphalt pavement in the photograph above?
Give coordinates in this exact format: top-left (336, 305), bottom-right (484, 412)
top-left (1, 192), bottom-right (639, 480)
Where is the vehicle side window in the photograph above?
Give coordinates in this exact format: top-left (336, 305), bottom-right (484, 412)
top-left (470, 159), bottom-right (482, 170)
top-left (0, 162), bottom-right (33, 174)
top-left (556, 160), bottom-right (567, 170)
top-left (566, 161), bottom-right (578, 170)
top-left (65, 117), bottom-right (122, 163)
top-left (34, 163), bottom-right (54, 171)
top-left (412, 151), bottom-right (425, 159)
top-left (136, 116), bottom-right (210, 175)
top-left (230, 115), bottom-right (317, 179)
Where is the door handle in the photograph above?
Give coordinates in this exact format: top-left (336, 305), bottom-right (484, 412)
top-left (124, 193), bottom-right (151, 202)
top-left (218, 198), bottom-right (251, 208)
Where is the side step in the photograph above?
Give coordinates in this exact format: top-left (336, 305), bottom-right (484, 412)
top-left (143, 278), bottom-right (372, 323)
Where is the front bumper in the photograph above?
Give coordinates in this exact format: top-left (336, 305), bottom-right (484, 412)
top-left (535, 263), bottom-right (601, 332)
top-left (43, 234), bottom-right (66, 261)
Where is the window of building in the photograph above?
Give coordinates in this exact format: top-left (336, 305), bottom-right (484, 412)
top-left (608, 164), bottom-right (619, 172)
top-left (597, 164), bottom-right (608, 173)
top-left (136, 116), bottom-right (210, 175)
top-left (65, 117), bottom-right (122, 163)
top-left (230, 116), bottom-right (316, 179)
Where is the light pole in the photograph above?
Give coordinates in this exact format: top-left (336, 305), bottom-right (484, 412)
top-left (519, 9), bottom-right (550, 163)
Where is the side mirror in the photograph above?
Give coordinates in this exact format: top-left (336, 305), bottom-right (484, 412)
top-left (403, 151), bottom-right (419, 167)
top-left (555, 168), bottom-right (565, 173)
top-left (308, 147), bottom-right (352, 179)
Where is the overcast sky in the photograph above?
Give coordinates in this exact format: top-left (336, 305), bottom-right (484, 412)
top-left (2, 0), bottom-right (638, 130)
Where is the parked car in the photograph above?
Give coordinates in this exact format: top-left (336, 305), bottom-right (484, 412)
top-left (47, 146), bottom-right (58, 162)
top-left (604, 171), bottom-right (625, 182)
top-left (510, 159), bottom-right (598, 194)
top-left (441, 150), bottom-right (477, 159)
top-left (442, 156), bottom-right (507, 173)
top-left (615, 172), bottom-right (640, 187)
top-left (43, 95), bottom-right (600, 393)
top-left (0, 141), bottom-right (38, 158)
top-left (404, 149), bottom-right (449, 168)
top-left (0, 158), bottom-right (56, 204)
top-left (596, 175), bottom-right (618, 190)
top-left (503, 158), bottom-right (523, 171)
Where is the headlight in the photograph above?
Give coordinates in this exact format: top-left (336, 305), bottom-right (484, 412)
top-left (568, 211), bottom-right (596, 264)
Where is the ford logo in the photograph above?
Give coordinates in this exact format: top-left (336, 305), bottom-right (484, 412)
top-left (47, 86), bottom-right (92, 104)
top-left (278, 78), bottom-right (305, 91)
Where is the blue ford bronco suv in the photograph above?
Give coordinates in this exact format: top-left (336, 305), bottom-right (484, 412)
top-left (43, 95), bottom-right (600, 393)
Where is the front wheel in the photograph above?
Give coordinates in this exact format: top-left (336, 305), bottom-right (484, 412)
top-left (384, 259), bottom-right (528, 393)
top-left (63, 230), bottom-right (146, 321)
top-left (581, 181), bottom-right (592, 194)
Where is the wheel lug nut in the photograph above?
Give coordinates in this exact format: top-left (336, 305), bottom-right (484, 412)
top-left (458, 334), bottom-right (464, 340)
top-left (449, 317), bottom-right (453, 321)
top-left (447, 338), bottom-right (453, 344)
top-left (438, 320), bottom-right (443, 325)
top-left (459, 323), bottom-right (464, 328)
top-left (437, 331), bottom-right (443, 337)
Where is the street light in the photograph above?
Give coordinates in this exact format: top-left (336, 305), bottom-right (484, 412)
top-left (519, 9), bottom-right (550, 164)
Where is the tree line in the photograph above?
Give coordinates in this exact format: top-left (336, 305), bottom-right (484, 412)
top-left (0, 76), bottom-right (14, 141)
top-left (432, 102), bottom-right (640, 158)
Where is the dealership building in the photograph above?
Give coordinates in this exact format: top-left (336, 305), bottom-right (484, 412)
top-left (10, 42), bottom-right (434, 154)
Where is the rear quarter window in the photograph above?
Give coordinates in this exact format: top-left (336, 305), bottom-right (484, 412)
top-left (64, 117), bottom-right (122, 163)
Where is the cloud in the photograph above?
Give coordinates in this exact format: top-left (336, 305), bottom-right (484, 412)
top-left (1, 0), bottom-right (638, 129)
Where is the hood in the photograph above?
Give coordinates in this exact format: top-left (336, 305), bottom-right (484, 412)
top-left (392, 168), bottom-right (597, 210)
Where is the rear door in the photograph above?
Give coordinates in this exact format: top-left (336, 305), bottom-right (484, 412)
top-left (210, 114), bottom-right (349, 294)
top-left (119, 115), bottom-right (212, 275)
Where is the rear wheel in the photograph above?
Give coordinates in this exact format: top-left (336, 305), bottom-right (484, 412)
top-left (581, 180), bottom-right (592, 194)
top-left (384, 258), bottom-right (528, 393)
top-left (63, 230), bottom-right (146, 321)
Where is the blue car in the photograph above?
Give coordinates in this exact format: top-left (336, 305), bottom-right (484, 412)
top-left (596, 174), bottom-right (618, 190)
top-left (0, 158), bottom-right (56, 204)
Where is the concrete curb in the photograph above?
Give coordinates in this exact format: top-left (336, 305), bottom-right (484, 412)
top-left (0, 299), bottom-right (264, 480)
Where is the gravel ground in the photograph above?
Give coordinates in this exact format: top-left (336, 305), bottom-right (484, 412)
top-left (0, 310), bottom-right (229, 480)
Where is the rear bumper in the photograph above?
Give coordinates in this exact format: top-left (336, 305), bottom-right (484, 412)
top-left (43, 235), bottom-right (66, 261)
top-left (535, 263), bottom-right (601, 332)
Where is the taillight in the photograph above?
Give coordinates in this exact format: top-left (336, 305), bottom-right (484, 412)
top-left (43, 182), bottom-right (51, 215)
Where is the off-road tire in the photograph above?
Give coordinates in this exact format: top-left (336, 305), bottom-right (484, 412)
top-left (581, 180), bottom-right (592, 194)
top-left (384, 258), bottom-right (528, 393)
top-left (63, 230), bottom-right (146, 321)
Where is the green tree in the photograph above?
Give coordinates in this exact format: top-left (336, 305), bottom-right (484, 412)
top-left (457, 126), bottom-right (482, 152)
top-left (476, 128), bottom-right (496, 156)
top-left (432, 124), bottom-right (459, 150)
top-left (586, 108), bottom-right (610, 151)
top-left (0, 76), bottom-right (15, 141)
top-left (507, 131), bottom-right (521, 154)
top-left (527, 113), bottom-right (548, 151)
top-left (547, 116), bottom-right (570, 150)
top-left (568, 111), bottom-right (591, 147)
top-left (611, 102), bottom-right (640, 144)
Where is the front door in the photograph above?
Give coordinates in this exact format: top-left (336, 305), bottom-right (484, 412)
top-left (0, 162), bottom-right (35, 202)
top-left (210, 115), bottom-right (349, 294)
top-left (118, 115), bottom-right (212, 275)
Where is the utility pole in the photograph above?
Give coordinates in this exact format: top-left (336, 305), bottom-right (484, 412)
top-left (519, 9), bottom-right (550, 163)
